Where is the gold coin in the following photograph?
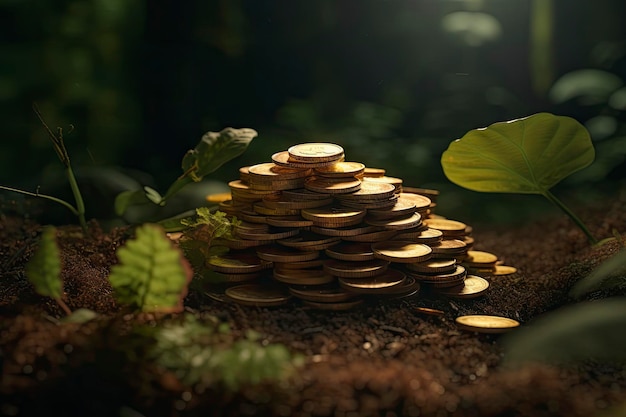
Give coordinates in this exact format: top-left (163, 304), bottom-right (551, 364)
top-left (402, 187), bottom-right (440, 202)
top-left (338, 268), bottom-right (406, 294)
top-left (302, 299), bottom-right (364, 311)
top-left (491, 265), bottom-right (518, 276)
top-left (262, 194), bottom-right (334, 210)
top-left (414, 307), bottom-right (445, 316)
top-left (398, 193), bottom-right (432, 211)
top-left (228, 180), bottom-right (280, 195)
top-left (265, 216), bottom-right (314, 228)
top-left (365, 213), bottom-right (422, 230)
top-left (225, 284), bottom-right (291, 307)
top-left (325, 242), bottom-right (376, 262)
top-left (377, 275), bottom-right (420, 297)
top-left (247, 162), bottom-right (311, 180)
top-left (430, 239), bottom-right (468, 255)
top-left (248, 177), bottom-right (306, 191)
top-left (273, 269), bottom-right (335, 285)
top-left (362, 167), bottom-right (386, 177)
top-left (237, 211), bottom-right (269, 224)
top-left (256, 244), bottom-right (320, 263)
top-left (407, 258), bottom-right (457, 274)
top-left (234, 221), bottom-right (270, 234)
top-left (338, 196), bottom-right (399, 210)
top-left (287, 143), bottom-right (344, 162)
top-left (211, 271), bottom-right (263, 283)
top-left (464, 250), bottom-right (499, 267)
top-left (410, 265), bottom-right (467, 282)
top-left (289, 284), bottom-right (358, 303)
top-left (304, 177), bottom-right (362, 194)
top-left (273, 258), bottom-right (326, 270)
top-left (362, 176), bottom-right (403, 192)
top-left (207, 252), bottom-right (272, 274)
top-left (314, 161), bottom-right (365, 178)
top-left (206, 192), bottom-right (232, 203)
top-left (371, 241), bottom-right (432, 263)
top-left (341, 229), bottom-right (398, 242)
top-left (423, 218), bottom-right (467, 236)
top-left (455, 314), bottom-right (520, 334)
top-left (236, 227), bottom-right (300, 241)
top-left (394, 227), bottom-right (443, 244)
top-left (310, 223), bottom-right (380, 237)
top-left (438, 275), bottom-right (489, 299)
top-left (212, 236), bottom-right (274, 250)
top-left (301, 207), bottom-right (366, 226)
top-left (272, 151), bottom-right (342, 168)
top-left (337, 181), bottom-right (396, 201)
top-left (277, 231), bottom-right (341, 248)
top-left (282, 188), bottom-right (332, 200)
top-left (253, 202), bottom-right (301, 216)
top-left (324, 259), bottom-right (390, 278)
top-left (367, 196), bottom-right (417, 219)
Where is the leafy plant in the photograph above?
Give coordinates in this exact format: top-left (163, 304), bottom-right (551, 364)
top-left (441, 112), bottom-right (598, 244)
top-left (134, 314), bottom-right (302, 390)
top-left (177, 208), bottom-right (237, 275)
top-left (24, 225), bottom-right (71, 315)
top-left (115, 127), bottom-right (257, 218)
top-left (0, 105), bottom-right (88, 232)
top-left (108, 223), bottom-right (193, 313)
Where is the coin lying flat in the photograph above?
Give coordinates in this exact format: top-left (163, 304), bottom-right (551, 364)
top-left (337, 181), bottom-right (396, 201)
top-left (206, 192), bottom-right (232, 203)
top-left (272, 151), bottom-right (342, 169)
top-left (314, 161), bottom-right (365, 178)
top-left (273, 268), bottom-right (335, 285)
top-left (407, 258), bottom-right (457, 274)
top-left (225, 284), bottom-right (292, 307)
top-left (366, 213), bottom-right (422, 230)
top-left (304, 177), bottom-right (362, 194)
top-left (362, 167), bottom-right (386, 177)
top-left (414, 307), bottom-right (445, 317)
top-left (289, 284), bottom-right (358, 303)
top-left (302, 299), bottom-right (364, 311)
top-left (288, 143), bottom-right (345, 162)
top-left (464, 250), bottom-right (499, 267)
top-left (423, 218), bottom-right (467, 237)
top-left (338, 268), bottom-right (406, 294)
top-left (247, 162), bottom-right (311, 180)
top-left (324, 259), bottom-right (390, 278)
top-left (492, 265), bottom-right (517, 276)
top-left (207, 252), bottom-right (272, 273)
top-left (325, 242), bottom-right (376, 262)
top-left (256, 245), bottom-right (320, 263)
top-left (301, 207), bottom-right (366, 227)
top-left (372, 241), bottom-right (432, 263)
top-left (455, 314), bottom-right (520, 334)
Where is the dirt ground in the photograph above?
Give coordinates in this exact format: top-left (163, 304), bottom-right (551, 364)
top-left (1, 188), bottom-right (625, 417)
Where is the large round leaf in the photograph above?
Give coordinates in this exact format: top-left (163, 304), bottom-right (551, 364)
top-left (441, 113), bottom-right (595, 194)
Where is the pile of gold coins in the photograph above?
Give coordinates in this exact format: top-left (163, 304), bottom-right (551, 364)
top-left (204, 143), bottom-right (516, 311)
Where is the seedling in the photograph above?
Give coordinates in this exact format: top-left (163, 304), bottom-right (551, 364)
top-left (24, 226), bottom-right (71, 315)
top-left (115, 127), bottom-right (257, 219)
top-left (0, 104), bottom-right (88, 233)
top-left (108, 223), bottom-right (193, 313)
top-left (441, 112), bottom-right (598, 244)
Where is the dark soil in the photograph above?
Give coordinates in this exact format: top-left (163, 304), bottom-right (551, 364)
top-left (1, 189), bottom-right (625, 417)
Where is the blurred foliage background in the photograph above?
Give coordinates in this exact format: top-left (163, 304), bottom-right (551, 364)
top-left (1, 0), bottom-right (625, 227)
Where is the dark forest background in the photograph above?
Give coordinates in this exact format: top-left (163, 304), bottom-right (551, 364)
top-left (1, 0), bottom-right (625, 227)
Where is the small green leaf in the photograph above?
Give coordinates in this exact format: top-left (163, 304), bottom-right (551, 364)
top-left (502, 297), bottom-right (626, 366)
top-left (114, 189), bottom-right (150, 216)
top-left (441, 113), bottom-right (595, 194)
top-left (181, 127), bottom-right (258, 182)
top-left (570, 249), bottom-right (626, 299)
top-left (61, 308), bottom-right (98, 324)
top-left (109, 223), bottom-right (193, 313)
top-left (144, 186), bottom-right (164, 205)
top-left (25, 226), bottom-right (63, 299)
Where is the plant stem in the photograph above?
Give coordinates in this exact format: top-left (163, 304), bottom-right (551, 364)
top-left (161, 176), bottom-right (194, 203)
top-left (65, 164), bottom-right (88, 233)
top-left (56, 298), bottom-right (72, 316)
top-left (542, 190), bottom-right (597, 244)
top-left (0, 185), bottom-right (79, 216)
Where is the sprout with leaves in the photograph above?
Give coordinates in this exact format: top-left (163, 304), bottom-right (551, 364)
top-left (108, 223), bottom-right (193, 313)
top-left (441, 112), bottom-right (597, 244)
top-left (115, 127), bottom-right (257, 217)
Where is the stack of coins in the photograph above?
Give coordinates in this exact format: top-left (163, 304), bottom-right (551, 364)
top-left (200, 142), bottom-right (511, 308)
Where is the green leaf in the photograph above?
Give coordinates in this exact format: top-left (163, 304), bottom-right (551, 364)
top-left (144, 186), bottom-right (164, 205)
top-left (570, 249), bottom-right (626, 299)
top-left (114, 189), bottom-right (150, 216)
top-left (181, 127), bottom-right (258, 182)
top-left (441, 113), bottom-right (595, 194)
top-left (25, 226), bottom-right (63, 299)
top-left (109, 223), bottom-right (193, 313)
top-left (502, 297), bottom-right (626, 366)
top-left (60, 308), bottom-right (98, 324)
